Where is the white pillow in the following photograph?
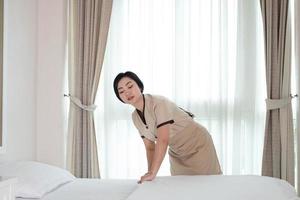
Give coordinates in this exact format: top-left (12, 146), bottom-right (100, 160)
top-left (0, 161), bottom-right (75, 198)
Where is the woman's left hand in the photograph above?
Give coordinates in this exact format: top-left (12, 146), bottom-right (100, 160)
top-left (138, 171), bottom-right (156, 184)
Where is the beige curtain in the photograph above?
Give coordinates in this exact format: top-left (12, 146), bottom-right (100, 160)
top-left (260, 0), bottom-right (294, 185)
top-left (67, 0), bottom-right (113, 178)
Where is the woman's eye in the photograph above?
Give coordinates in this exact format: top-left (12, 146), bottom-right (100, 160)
top-left (119, 91), bottom-right (124, 94)
top-left (128, 85), bottom-right (133, 89)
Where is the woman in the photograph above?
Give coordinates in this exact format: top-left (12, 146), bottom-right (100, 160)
top-left (113, 71), bottom-right (222, 183)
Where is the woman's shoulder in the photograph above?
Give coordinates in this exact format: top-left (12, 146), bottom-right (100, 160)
top-left (145, 94), bottom-right (172, 103)
top-left (144, 94), bottom-right (177, 110)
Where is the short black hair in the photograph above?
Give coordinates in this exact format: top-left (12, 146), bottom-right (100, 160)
top-left (113, 71), bottom-right (144, 103)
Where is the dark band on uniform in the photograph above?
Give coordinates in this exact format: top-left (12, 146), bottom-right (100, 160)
top-left (157, 120), bottom-right (174, 128)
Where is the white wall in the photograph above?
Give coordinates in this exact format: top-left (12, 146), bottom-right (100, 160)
top-left (36, 0), bottom-right (67, 168)
top-left (0, 0), bottom-right (38, 161)
top-left (0, 0), bottom-right (68, 168)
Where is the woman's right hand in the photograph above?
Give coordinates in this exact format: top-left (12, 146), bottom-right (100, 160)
top-left (138, 171), bottom-right (156, 184)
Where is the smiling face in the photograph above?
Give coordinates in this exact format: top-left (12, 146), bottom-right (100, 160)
top-left (117, 77), bottom-right (143, 105)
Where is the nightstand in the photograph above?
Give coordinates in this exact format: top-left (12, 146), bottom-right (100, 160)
top-left (0, 177), bottom-right (17, 200)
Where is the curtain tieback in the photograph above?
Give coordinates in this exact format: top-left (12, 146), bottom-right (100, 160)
top-left (64, 94), bottom-right (97, 112)
top-left (265, 94), bottom-right (297, 110)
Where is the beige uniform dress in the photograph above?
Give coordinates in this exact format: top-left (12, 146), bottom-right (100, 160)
top-left (132, 94), bottom-right (222, 175)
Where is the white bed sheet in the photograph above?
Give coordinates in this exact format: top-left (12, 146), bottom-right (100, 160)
top-left (17, 179), bottom-right (138, 200)
top-left (126, 175), bottom-right (300, 200)
top-left (16, 175), bottom-right (300, 200)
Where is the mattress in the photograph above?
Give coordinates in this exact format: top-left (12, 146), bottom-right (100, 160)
top-left (6, 161), bottom-right (298, 200)
top-left (16, 175), bottom-right (300, 200)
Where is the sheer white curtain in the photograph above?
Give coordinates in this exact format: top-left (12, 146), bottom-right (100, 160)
top-left (291, 0), bottom-right (300, 192)
top-left (95, 0), bottom-right (266, 179)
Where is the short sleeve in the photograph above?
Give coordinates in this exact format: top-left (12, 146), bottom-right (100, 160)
top-left (154, 98), bottom-right (174, 128)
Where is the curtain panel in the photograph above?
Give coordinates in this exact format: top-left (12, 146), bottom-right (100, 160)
top-left (260, 0), bottom-right (294, 185)
top-left (67, 0), bottom-right (113, 178)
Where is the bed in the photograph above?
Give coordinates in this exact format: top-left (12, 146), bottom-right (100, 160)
top-left (0, 161), bottom-right (299, 200)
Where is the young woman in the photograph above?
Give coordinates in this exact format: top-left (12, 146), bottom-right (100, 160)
top-left (113, 71), bottom-right (222, 183)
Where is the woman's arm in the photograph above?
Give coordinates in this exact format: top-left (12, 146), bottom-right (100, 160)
top-left (139, 124), bottom-right (169, 183)
top-left (142, 138), bottom-right (155, 171)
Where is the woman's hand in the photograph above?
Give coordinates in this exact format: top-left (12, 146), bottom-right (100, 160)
top-left (138, 171), bottom-right (156, 184)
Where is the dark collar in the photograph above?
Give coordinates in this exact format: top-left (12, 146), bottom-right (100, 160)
top-left (136, 94), bottom-right (146, 125)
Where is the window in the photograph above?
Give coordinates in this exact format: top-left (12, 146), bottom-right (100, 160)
top-left (95, 0), bottom-right (266, 179)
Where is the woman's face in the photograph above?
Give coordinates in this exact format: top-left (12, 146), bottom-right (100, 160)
top-left (117, 77), bottom-right (142, 105)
